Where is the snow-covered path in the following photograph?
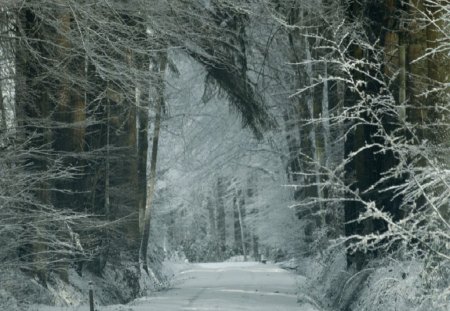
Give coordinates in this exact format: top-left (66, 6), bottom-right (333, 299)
top-left (37, 261), bottom-right (318, 311)
top-left (126, 262), bottom-right (304, 311)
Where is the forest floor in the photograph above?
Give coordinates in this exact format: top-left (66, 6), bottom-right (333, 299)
top-left (33, 261), bottom-right (318, 311)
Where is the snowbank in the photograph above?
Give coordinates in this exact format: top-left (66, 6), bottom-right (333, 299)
top-left (349, 260), bottom-right (449, 311)
top-left (0, 260), bottom-right (162, 311)
top-left (279, 252), bottom-right (450, 311)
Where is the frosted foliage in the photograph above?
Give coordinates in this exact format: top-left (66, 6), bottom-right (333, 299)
top-left (154, 49), bottom-right (301, 260)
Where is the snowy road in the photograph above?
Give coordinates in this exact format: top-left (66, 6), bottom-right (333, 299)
top-left (123, 262), bottom-right (306, 311)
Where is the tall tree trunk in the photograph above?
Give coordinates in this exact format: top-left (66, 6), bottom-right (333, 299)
top-left (207, 195), bottom-right (217, 241)
top-left (235, 189), bottom-right (247, 261)
top-left (343, 1), bottom-right (376, 269)
top-left (53, 8), bottom-right (86, 210)
top-left (97, 95), bottom-right (111, 272)
top-left (343, 0), bottom-right (413, 268)
top-left (232, 195), bottom-right (241, 252)
top-left (126, 88), bottom-right (139, 250)
top-left (287, 8), bottom-right (318, 244)
top-left (251, 233), bottom-right (259, 261)
top-left (0, 78), bottom-right (6, 132)
top-left (0, 10), bottom-right (6, 133)
top-left (137, 83), bottom-right (149, 236)
top-left (306, 36), bottom-right (326, 230)
top-left (216, 177), bottom-right (227, 259)
top-left (139, 50), bottom-right (167, 274)
top-left (407, 0), bottom-right (429, 141)
top-left (135, 38), bottom-right (150, 237)
top-left (51, 8), bottom-right (87, 280)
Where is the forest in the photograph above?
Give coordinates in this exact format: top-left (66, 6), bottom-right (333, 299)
top-left (0, 0), bottom-right (449, 310)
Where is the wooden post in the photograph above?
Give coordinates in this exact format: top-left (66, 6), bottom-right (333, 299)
top-left (89, 281), bottom-right (94, 311)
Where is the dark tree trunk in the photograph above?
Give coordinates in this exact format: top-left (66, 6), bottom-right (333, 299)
top-left (343, 0), bottom-right (409, 269)
top-left (0, 80), bottom-right (6, 131)
top-left (216, 177), bottom-right (227, 258)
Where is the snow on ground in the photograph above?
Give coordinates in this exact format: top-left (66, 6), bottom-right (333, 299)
top-left (15, 260), bottom-right (158, 311)
top-left (349, 259), bottom-right (450, 311)
top-left (279, 250), bottom-right (450, 311)
top-left (288, 250), bottom-right (350, 310)
top-left (32, 261), bottom-right (316, 311)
